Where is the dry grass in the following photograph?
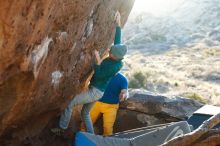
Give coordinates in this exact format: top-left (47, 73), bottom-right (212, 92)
top-left (203, 47), bottom-right (220, 57)
top-left (184, 93), bottom-right (208, 104)
top-left (123, 46), bottom-right (220, 104)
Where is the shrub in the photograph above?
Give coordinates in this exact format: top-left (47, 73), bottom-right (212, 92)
top-left (185, 93), bottom-right (207, 104)
top-left (174, 82), bottom-right (179, 87)
top-left (151, 33), bottom-right (166, 42)
top-left (204, 48), bottom-right (220, 57)
top-left (129, 78), bottom-right (141, 89)
top-left (129, 72), bottom-right (149, 89)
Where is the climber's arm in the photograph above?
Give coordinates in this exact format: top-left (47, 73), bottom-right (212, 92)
top-left (119, 78), bottom-right (129, 102)
top-left (94, 49), bottom-right (102, 65)
top-left (93, 49), bottom-right (122, 79)
top-left (114, 11), bottom-right (122, 45)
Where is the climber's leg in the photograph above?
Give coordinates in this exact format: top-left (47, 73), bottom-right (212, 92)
top-left (51, 93), bottom-right (86, 136)
top-left (80, 101), bottom-right (101, 132)
top-left (80, 88), bottom-right (103, 133)
top-left (50, 87), bottom-right (103, 136)
top-left (59, 87), bottom-right (103, 130)
top-left (103, 103), bottom-right (119, 136)
top-left (81, 102), bottom-right (95, 133)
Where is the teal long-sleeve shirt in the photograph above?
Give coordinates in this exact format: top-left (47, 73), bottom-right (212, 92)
top-left (90, 58), bottom-right (123, 92)
top-left (90, 26), bottom-right (123, 91)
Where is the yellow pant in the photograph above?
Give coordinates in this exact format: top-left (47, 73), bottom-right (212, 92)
top-left (81, 101), bottom-right (119, 136)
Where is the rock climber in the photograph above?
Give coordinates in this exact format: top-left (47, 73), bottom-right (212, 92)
top-left (81, 72), bottom-right (128, 136)
top-left (51, 11), bottom-right (127, 136)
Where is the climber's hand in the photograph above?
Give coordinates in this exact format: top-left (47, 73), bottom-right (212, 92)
top-left (94, 50), bottom-right (101, 65)
top-left (120, 97), bottom-right (126, 102)
top-left (119, 89), bottom-right (128, 102)
top-left (115, 11), bottom-right (121, 26)
top-left (101, 48), bottom-right (110, 60)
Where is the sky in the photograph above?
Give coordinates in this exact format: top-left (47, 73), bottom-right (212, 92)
top-left (132, 0), bottom-right (185, 16)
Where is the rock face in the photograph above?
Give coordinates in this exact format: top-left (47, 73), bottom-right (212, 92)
top-left (0, 0), bottom-right (134, 145)
top-left (113, 89), bottom-right (203, 132)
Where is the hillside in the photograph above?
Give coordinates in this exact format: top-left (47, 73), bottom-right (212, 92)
top-left (123, 0), bottom-right (220, 104)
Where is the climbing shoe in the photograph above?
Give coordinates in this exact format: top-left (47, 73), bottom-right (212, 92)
top-left (50, 127), bottom-right (65, 136)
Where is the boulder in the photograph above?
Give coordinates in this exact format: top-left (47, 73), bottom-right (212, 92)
top-left (0, 0), bottom-right (134, 145)
top-left (114, 89), bottom-right (203, 132)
